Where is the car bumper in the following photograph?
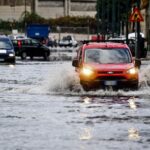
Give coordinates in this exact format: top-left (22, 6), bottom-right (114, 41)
top-left (80, 78), bottom-right (138, 89)
top-left (0, 54), bottom-right (15, 63)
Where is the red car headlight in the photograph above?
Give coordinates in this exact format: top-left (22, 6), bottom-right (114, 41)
top-left (127, 67), bottom-right (138, 75)
top-left (81, 67), bottom-right (94, 77)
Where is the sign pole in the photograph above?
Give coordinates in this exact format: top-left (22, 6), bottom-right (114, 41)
top-left (134, 22), bottom-right (141, 68)
top-left (135, 22), bottom-right (138, 58)
top-left (129, 6), bottom-right (143, 68)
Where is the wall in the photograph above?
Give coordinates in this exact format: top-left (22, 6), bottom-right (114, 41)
top-left (0, 5), bottom-right (31, 21)
top-left (0, 0), bottom-right (96, 20)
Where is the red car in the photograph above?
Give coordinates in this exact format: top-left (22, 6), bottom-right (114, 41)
top-left (72, 42), bottom-right (139, 91)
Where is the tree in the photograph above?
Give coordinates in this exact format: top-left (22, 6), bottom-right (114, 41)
top-left (96, 0), bottom-right (132, 36)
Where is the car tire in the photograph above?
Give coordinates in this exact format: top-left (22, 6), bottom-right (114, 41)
top-left (80, 81), bottom-right (90, 91)
top-left (30, 56), bottom-right (33, 60)
top-left (129, 83), bottom-right (139, 91)
top-left (8, 58), bottom-right (16, 64)
top-left (43, 52), bottom-right (49, 61)
top-left (21, 52), bottom-right (27, 60)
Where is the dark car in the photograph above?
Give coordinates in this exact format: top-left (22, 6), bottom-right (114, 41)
top-left (72, 42), bottom-right (139, 91)
top-left (12, 38), bottom-right (50, 60)
top-left (0, 35), bottom-right (15, 64)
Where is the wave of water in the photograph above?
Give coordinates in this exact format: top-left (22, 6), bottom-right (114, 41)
top-left (1, 62), bottom-right (150, 98)
top-left (44, 64), bottom-right (150, 97)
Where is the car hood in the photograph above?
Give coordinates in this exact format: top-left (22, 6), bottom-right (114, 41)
top-left (83, 63), bottom-right (135, 72)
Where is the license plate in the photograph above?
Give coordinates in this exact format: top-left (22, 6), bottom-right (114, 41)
top-left (104, 81), bottom-right (117, 86)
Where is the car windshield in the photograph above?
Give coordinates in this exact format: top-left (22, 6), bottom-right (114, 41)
top-left (0, 39), bottom-right (13, 49)
top-left (84, 48), bottom-right (131, 64)
top-left (62, 36), bottom-right (71, 41)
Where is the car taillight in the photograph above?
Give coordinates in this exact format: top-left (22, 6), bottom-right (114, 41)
top-left (18, 41), bottom-right (21, 48)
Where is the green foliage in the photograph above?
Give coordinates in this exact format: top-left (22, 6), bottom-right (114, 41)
top-left (96, 0), bottom-right (132, 34)
top-left (0, 13), bottom-right (97, 34)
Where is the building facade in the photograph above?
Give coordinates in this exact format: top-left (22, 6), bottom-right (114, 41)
top-left (0, 0), bottom-right (96, 21)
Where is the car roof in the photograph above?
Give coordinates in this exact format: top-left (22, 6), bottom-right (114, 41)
top-left (0, 35), bottom-right (9, 39)
top-left (12, 37), bottom-right (31, 41)
top-left (82, 42), bottom-right (129, 50)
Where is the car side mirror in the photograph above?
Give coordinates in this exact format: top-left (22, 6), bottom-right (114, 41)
top-left (72, 58), bottom-right (79, 67)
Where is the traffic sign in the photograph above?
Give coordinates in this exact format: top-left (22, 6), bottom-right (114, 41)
top-left (129, 7), bottom-right (144, 22)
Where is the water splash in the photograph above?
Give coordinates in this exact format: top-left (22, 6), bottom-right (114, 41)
top-left (139, 65), bottom-right (150, 88)
top-left (46, 64), bottom-right (150, 97)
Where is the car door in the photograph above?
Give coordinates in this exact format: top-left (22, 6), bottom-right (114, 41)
top-left (30, 39), bottom-right (43, 57)
top-left (21, 39), bottom-right (32, 56)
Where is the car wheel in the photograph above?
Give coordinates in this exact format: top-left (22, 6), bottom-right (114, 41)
top-left (8, 58), bottom-right (16, 64)
top-left (80, 81), bottom-right (90, 91)
top-left (21, 52), bottom-right (27, 60)
top-left (43, 52), bottom-right (49, 61)
top-left (129, 83), bottom-right (139, 91)
top-left (30, 56), bottom-right (33, 60)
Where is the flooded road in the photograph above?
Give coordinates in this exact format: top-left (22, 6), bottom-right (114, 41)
top-left (0, 59), bottom-right (150, 150)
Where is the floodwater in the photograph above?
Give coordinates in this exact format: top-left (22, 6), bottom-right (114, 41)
top-left (0, 59), bottom-right (150, 150)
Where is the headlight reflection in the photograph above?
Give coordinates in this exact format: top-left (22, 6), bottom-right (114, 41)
top-left (9, 64), bottom-right (15, 68)
top-left (83, 97), bottom-right (92, 104)
top-left (128, 97), bottom-right (137, 110)
top-left (79, 128), bottom-right (92, 140)
top-left (128, 127), bottom-right (140, 141)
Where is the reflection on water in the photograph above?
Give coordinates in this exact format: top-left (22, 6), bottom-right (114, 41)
top-left (8, 64), bottom-right (15, 68)
top-left (128, 97), bottom-right (137, 110)
top-left (128, 127), bottom-right (140, 141)
top-left (83, 97), bottom-right (92, 104)
top-left (79, 128), bottom-right (93, 140)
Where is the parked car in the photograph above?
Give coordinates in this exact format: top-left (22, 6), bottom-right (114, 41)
top-left (72, 41), bottom-right (139, 91)
top-left (8, 34), bottom-right (27, 40)
top-left (0, 35), bottom-right (15, 64)
top-left (12, 38), bottom-right (50, 60)
top-left (58, 35), bottom-right (78, 47)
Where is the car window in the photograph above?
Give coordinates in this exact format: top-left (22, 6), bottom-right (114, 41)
top-left (20, 39), bottom-right (31, 46)
top-left (85, 50), bottom-right (101, 63)
top-left (62, 36), bottom-right (71, 41)
top-left (0, 39), bottom-right (13, 49)
top-left (85, 48), bottom-right (131, 64)
top-left (12, 40), bottom-right (18, 46)
top-left (31, 39), bottom-right (39, 45)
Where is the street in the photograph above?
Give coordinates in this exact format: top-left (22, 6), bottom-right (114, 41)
top-left (0, 58), bottom-right (150, 150)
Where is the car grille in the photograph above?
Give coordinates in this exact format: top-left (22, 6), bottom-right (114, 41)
top-left (97, 71), bottom-right (123, 74)
top-left (0, 54), bottom-right (8, 58)
top-left (96, 76), bottom-right (126, 80)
